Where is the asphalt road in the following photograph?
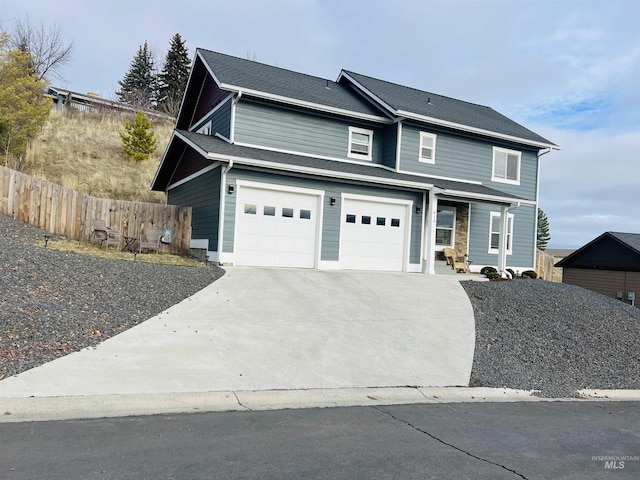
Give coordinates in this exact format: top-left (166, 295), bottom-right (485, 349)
top-left (1, 401), bottom-right (639, 480)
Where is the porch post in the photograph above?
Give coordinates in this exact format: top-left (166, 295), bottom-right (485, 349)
top-left (425, 189), bottom-right (439, 275)
top-left (498, 204), bottom-right (508, 274)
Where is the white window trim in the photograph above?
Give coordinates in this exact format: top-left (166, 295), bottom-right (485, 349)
top-left (491, 146), bottom-right (521, 185)
top-left (434, 205), bottom-right (456, 251)
top-left (488, 211), bottom-right (514, 255)
top-left (418, 132), bottom-right (437, 164)
top-left (347, 126), bottom-right (373, 161)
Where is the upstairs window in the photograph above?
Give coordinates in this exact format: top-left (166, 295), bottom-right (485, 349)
top-left (419, 132), bottom-right (437, 163)
top-left (492, 147), bottom-right (521, 185)
top-left (489, 212), bottom-right (514, 255)
top-left (348, 126), bottom-right (373, 161)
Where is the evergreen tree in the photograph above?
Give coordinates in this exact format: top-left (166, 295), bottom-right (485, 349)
top-left (0, 35), bottom-right (51, 167)
top-left (116, 41), bottom-right (156, 108)
top-left (157, 33), bottom-right (190, 117)
top-left (537, 208), bottom-right (551, 250)
top-left (119, 111), bottom-right (157, 161)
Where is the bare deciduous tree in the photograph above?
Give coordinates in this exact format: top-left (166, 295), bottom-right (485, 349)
top-left (7, 16), bottom-right (73, 81)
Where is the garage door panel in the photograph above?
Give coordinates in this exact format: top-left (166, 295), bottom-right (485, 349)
top-left (235, 186), bottom-right (319, 268)
top-left (340, 198), bottom-right (408, 272)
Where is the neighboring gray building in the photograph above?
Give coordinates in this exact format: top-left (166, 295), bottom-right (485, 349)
top-left (152, 49), bottom-right (557, 273)
top-left (556, 232), bottom-right (640, 307)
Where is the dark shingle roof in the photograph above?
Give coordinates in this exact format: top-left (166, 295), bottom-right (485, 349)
top-left (167, 130), bottom-right (526, 203)
top-left (609, 232), bottom-right (640, 254)
top-left (197, 49), bottom-right (385, 118)
top-left (341, 70), bottom-right (556, 147)
top-left (555, 231), bottom-right (640, 269)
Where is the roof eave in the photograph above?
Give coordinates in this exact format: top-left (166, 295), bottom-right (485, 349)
top-left (439, 189), bottom-right (532, 206)
top-left (396, 110), bottom-right (559, 150)
top-left (151, 131), bottom-right (178, 191)
top-left (217, 82), bottom-right (391, 124)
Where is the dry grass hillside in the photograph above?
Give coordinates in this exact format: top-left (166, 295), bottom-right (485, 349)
top-left (23, 108), bottom-right (174, 203)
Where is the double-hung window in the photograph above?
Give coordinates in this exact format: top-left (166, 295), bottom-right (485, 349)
top-left (492, 147), bottom-right (520, 185)
top-left (419, 132), bottom-right (437, 163)
top-left (348, 126), bottom-right (373, 161)
top-left (489, 212), bottom-right (514, 254)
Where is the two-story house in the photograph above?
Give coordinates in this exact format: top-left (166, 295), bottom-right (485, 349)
top-left (152, 49), bottom-right (557, 274)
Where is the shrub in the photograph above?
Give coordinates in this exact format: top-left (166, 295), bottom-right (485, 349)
top-left (522, 270), bottom-right (538, 279)
top-left (481, 266), bottom-right (498, 276)
top-left (507, 268), bottom-right (517, 278)
top-left (486, 271), bottom-right (502, 280)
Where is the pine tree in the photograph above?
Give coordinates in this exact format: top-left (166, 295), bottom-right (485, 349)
top-left (116, 41), bottom-right (157, 108)
top-left (157, 33), bottom-right (190, 117)
top-left (119, 111), bottom-right (157, 161)
top-left (537, 208), bottom-right (551, 250)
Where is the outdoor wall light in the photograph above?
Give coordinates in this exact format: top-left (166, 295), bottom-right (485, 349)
top-left (228, 184), bottom-right (235, 194)
top-left (330, 197), bottom-right (336, 206)
top-left (415, 206), bottom-right (421, 214)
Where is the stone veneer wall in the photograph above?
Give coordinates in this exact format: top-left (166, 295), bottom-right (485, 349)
top-left (454, 203), bottom-right (469, 256)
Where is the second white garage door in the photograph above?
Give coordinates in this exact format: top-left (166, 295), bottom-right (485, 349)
top-left (234, 185), bottom-right (321, 268)
top-left (340, 196), bottom-right (410, 271)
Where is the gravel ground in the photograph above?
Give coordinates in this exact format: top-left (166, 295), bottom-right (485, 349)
top-left (463, 279), bottom-right (640, 398)
top-left (0, 214), bottom-right (224, 380)
top-left (2, 214), bottom-right (640, 397)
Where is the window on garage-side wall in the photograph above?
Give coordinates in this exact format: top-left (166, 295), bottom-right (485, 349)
top-left (348, 126), bottom-right (373, 161)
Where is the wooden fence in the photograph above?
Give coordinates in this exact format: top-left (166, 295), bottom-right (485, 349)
top-left (0, 165), bottom-right (192, 255)
top-left (536, 248), bottom-right (555, 281)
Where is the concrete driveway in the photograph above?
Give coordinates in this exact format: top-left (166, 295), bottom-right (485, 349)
top-left (0, 268), bottom-right (476, 397)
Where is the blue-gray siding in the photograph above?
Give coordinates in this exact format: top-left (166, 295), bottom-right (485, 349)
top-left (380, 125), bottom-right (397, 169)
top-left (193, 98), bottom-right (232, 139)
top-left (400, 123), bottom-right (538, 201)
top-left (224, 168), bottom-right (423, 264)
top-left (467, 202), bottom-right (536, 268)
top-left (234, 100), bottom-right (386, 164)
top-left (167, 167), bottom-right (221, 252)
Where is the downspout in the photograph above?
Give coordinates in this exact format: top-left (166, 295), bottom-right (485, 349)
top-left (217, 158), bottom-right (234, 262)
top-left (498, 202), bottom-right (520, 277)
top-left (229, 90), bottom-right (242, 143)
top-left (216, 90), bottom-right (241, 262)
top-left (533, 148), bottom-right (551, 270)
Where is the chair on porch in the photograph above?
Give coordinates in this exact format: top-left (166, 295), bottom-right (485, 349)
top-left (443, 247), bottom-right (467, 273)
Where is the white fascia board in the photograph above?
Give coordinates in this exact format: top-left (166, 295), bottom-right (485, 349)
top-left (338, 71), bottom-right (398, 116)
top-left (166, 163), bottom-right (221, 191)
top-left (396, 167), bottom-right (483, 186)
top-left (196, 51), bottom-right (224, 89)
top-left (207, 153), bottom-right (434, 191)
top-left (218, 82), bottom-right (391, 124)
top-left (396, 110), bottom-right (559, 150)
top-left (174, 131), bottom-right (213, 158)
top-left (441, 189), bottom-right (536, 206)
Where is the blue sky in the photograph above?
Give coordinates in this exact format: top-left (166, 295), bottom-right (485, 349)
top-left (2, 0), bottom-right (639, 248)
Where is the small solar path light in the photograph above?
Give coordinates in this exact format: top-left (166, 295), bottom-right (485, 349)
top-left (44, 234), bottom-right (51, 248)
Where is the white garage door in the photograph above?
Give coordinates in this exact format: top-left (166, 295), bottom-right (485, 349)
top-left (340, 197), bottom-right (409, 271)
top-left (235, 186), bottom-right (319, 268)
